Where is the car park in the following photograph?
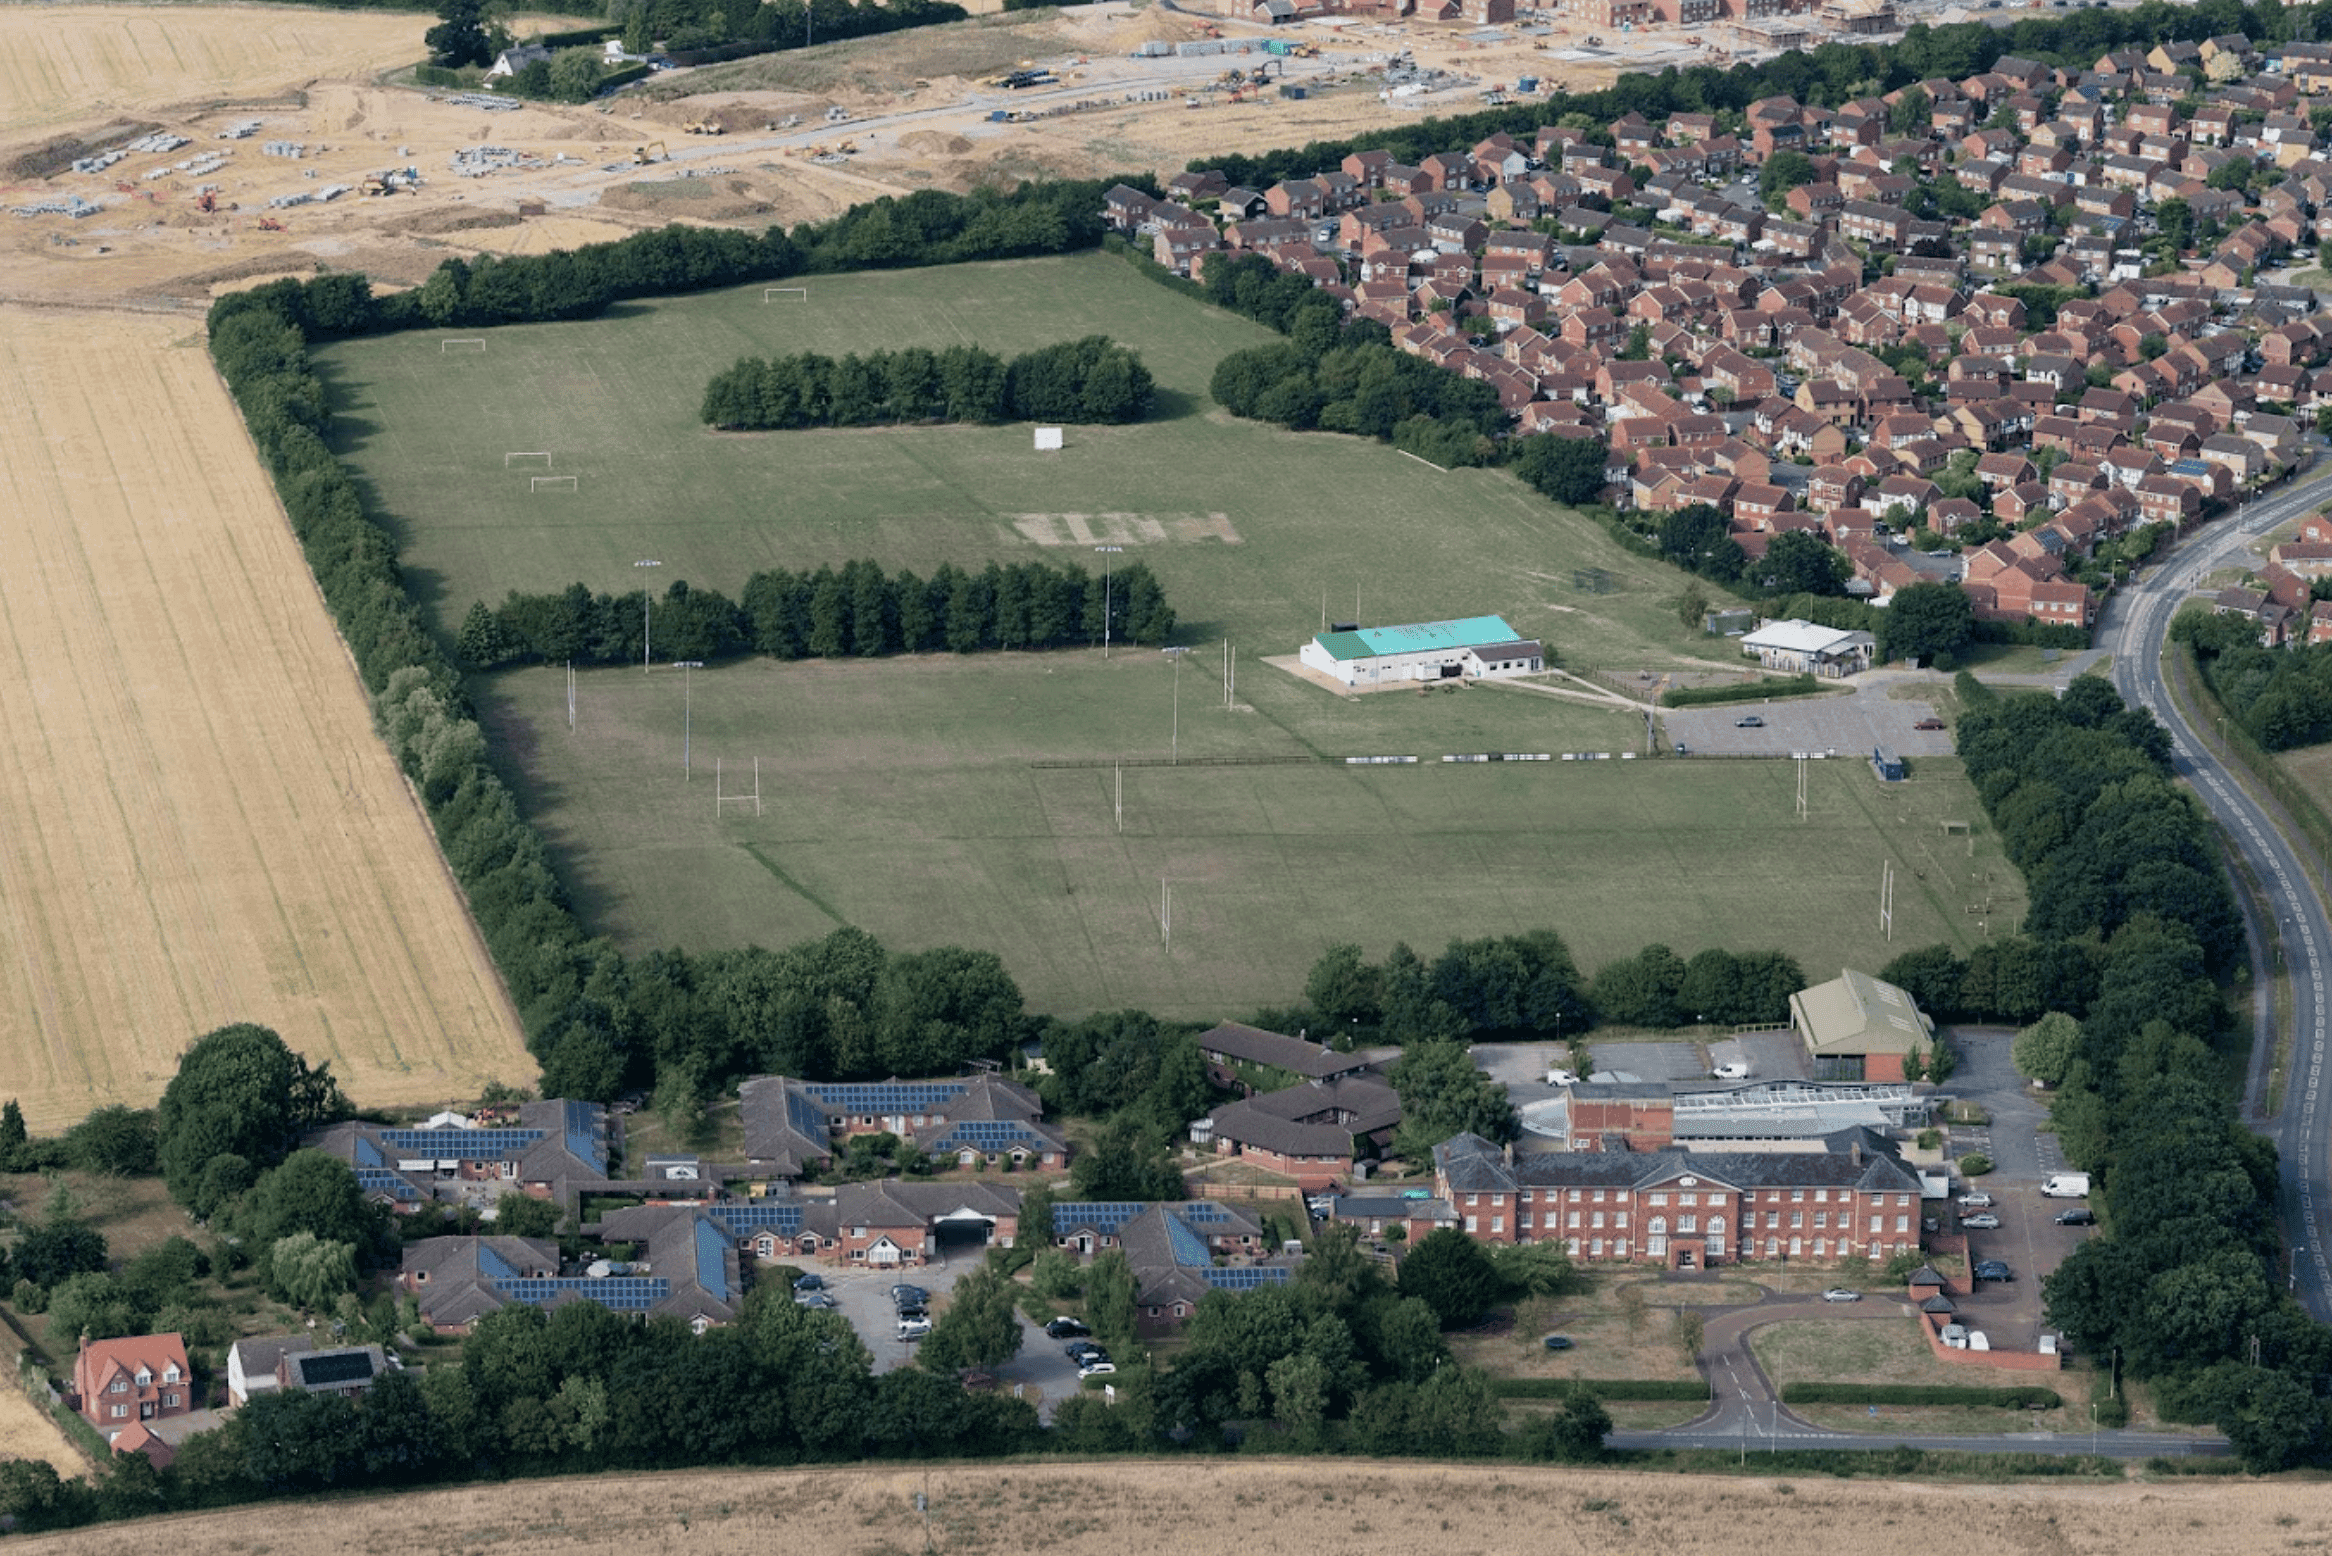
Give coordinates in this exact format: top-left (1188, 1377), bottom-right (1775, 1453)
top-left (1546, 1067), bottom-right (1579, 1086)
top-left (2054, 1208), bottom-right (2096, 1226)
top-left (1543, 1335), bottom-right (1574, 1350)
top-left (1956, 1190), bottom-right (1994, 1208)
top-left (1960, 1212), bottom-right (2001, 1229)
top-left (1974, 1260), bottom-right (2013, 1281)
top-left (1044, 1316), bottom-right (1091, 1339)
top-left (1820, 1287), bottom-right (1862, 1302)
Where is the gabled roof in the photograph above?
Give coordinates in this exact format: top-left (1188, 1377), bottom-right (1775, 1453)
top-left (1310, 616), bottom-right (1525, 662)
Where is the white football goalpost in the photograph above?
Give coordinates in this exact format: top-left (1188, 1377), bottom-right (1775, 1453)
top-left (763, 286), bottom-right (808, 302)
top-left (441, 338), bottom-right (486, 353)
top-left (505, 452), bottom-right (552, 468)
top-left (530, 475), bottom-right (578, 493)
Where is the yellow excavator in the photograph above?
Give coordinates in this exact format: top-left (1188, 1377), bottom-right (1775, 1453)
top-left (632, 140), bottom-right (668, 164)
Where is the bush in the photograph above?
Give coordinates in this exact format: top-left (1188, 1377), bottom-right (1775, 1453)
top-left (1492, 1378), bottom-right (1710, 1401)
top-left (1780, 1383), bottom-right (2060, 1409)
top-left (1663, 676), bottom-right (1821, 708)
top-left (1958, 1152), bottom-right (1993, 1176)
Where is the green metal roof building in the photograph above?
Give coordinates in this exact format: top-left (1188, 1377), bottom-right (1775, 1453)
top-left (1299, 615), bottom-right (1544, 687)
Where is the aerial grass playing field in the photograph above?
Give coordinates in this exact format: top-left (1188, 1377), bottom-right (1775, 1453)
top-left (314, 252), bottom-right (1727, 675)
top-left (0, 309), bottom-right (533, 1129)
top-left (320, 253), bottom-right (2020, 1017)
top-left (482, 649), bottom-right (2022, 1020)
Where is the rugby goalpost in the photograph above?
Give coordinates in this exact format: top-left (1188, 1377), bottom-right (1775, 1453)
top-left (714, 756), bottom-right (762, 817)
top-left (763, 286), bottom-right (808, 302)
top-left (530, 475), bottom-right (578, 493)
top-left (441, 338), bottom-right (487, 353)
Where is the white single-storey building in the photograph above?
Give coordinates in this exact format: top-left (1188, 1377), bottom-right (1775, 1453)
top-left (1740, 619), bottom-right (1875, 678)
top-left (1299, 615), bottom-right (1545, 687)
top-left (486, 43), bottom-right (554, 78)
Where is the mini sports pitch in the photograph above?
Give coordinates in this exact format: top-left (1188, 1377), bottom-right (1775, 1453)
top-left (320, 254), bottom-right (2022, 1018)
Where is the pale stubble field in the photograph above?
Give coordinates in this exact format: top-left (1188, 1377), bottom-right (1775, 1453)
top-left (0, 308), bottom-right (532, 1128)
top-left (14, 1458), bottom-right (2330, 1556)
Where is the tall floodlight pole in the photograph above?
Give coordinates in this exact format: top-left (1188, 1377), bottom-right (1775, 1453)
top-left (673, 661), bottom-right (704, 778)
top-left (635, 559), bottom-right (662, 673)
top-left (1095, 545), bottom-right (1122, 657)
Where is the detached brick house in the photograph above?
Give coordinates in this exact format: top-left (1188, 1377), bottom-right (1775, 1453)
top-left (74, 1333), bottom-right (193, 1441)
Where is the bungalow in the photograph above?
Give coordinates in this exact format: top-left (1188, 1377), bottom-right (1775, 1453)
top-left (1300, 616), bottom-right (1547, 687)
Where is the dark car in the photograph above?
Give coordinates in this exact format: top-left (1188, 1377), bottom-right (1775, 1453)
top-left (1974, 1260), bottom-right (2014, 1281)
top-left (1913, 717), bottom-right (1945, 731)
top-left (889, 1284), bottom-right (929, 1308)
top-left (792, 1273), bottom-right (825, 1292)
top-left (2054, 1208), bottom-right (2097, 1226)
top-left (1065, 1341), bottom-right (1107, 1365)
top-left (1543, 1335), bottom-right (1574, 1350)
top-left (1043, 1316), bottom-right (1091, 1339)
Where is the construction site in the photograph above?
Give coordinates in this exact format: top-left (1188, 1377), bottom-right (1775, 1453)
top-left (0, 0), bottom-right (1912, 311)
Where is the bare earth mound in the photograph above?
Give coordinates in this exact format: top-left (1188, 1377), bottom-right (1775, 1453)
top-left (0, 308), bottom-right (532, 1128)
top-left (14, 1458), bottom-right (2330, 1555)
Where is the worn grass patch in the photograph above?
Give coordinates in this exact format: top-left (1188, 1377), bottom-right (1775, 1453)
top-left (1751, 1316), bottom-right (1971, 1390)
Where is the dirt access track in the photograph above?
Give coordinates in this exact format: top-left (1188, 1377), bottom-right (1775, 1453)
top-left (0, 0), bottom-right (1694, 311)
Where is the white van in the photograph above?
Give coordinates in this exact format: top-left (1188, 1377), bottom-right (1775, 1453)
top-left (2041, 1172), bottom-right (2090, 1198)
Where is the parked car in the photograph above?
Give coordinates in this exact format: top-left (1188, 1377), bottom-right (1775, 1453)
top-left (1044, 1316), bottom-right (1091, 1339)
top-left (1710, 1061), bottom-right (1750, 1081)
top-left (793, 1273), bottom-right (825, 1293)
top-left (2054, 1208), bottom-right (2097, 1226)
top-left (1820, 1287), bottom-right (1862, 1302)
top-left (896, 1316), bottom-right (933, 1340)
top-left (1735, 714), bottom-right (1765, 728)
top-left (794, 1290), bottom-right (837, 1309)
top-left (1078, 1359), bottom-right (1118, 1378)
top-left (1543, 1335), bottom-right (1575, 1350)
top-left (890, 1284), bottom-right (929, 1308)
top-left (1956, 1190), bottom-right (1994, 1208)
top-left (1064, 1341), bottom-right (1106, 1363)
top-left (1974, 1260), bottom-right (2014, 1281)
top-left (1960, 1212), bottom-right (2001, 1230)
top-left (1546, 1068), bottom-right (1579, 1086)
top-left (1922, 1216), bottom-right (1941, 1234)
top-left (1913, 717), bottom-right (1945, 730)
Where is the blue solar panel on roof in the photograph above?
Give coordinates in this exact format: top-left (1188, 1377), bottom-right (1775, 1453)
top-left (709, 1203), bottom-right (803, 1234)
top-left (497, 1277), bottom-right (669, 1312)
top-left (1180, 1203), bottom-right (1229, 1223)
top-left (784, 1088), bottom-right (826, 1141)
top-left (803, 1082), bottom-right (967, 1114)
top-left (357, 1170), bottom-right (419, 1202)
top-left (1053, 1203), bottom-right (1141, 1234)
top-left (380, 1128), bottom-right (544, 1159)
top-left (1164, 1215), bottom-right (1211, 1268)
top-left (476, 1243), bottom-right (518, 1281)
top-left (693, 1216), bottom-right (729, 1302)
top-left (354, 1136), bottom-right (383, 1169)
top-left (1201, 1267), bottom-right (1291, 1290)
top-left (564, 1100), bottom-right (607, 1175)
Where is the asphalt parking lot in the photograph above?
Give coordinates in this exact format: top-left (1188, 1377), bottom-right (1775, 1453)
top-left (805, 1251), bottom-right (1086, 1419)
top-left (1667, 686), bottom-right (1953, 760)
top-left (1935, 1028), bottom-right (2096, 1350)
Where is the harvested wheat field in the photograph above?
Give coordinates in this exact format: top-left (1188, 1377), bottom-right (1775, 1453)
top-left (15, 1458), bottom-right (2332, 1555)
top-left (0, 308), bottom-right (532, 1129)
top-left (0, 7), bottom-right (426, 139)
top-left (0, 1388), bottom-right (84, 1484)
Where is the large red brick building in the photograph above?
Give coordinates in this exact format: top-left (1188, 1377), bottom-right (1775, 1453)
top-left (1434, 1134), bottom-right (1924, 1269)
